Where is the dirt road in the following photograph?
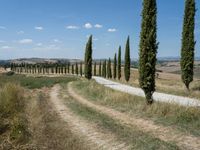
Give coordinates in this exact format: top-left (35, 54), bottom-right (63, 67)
top-left (50, 85), bottom-right (129, 150)
top-left (68, 82), bottom-right (200, 150)
top-left (93, 76), bottom-right (200, 107)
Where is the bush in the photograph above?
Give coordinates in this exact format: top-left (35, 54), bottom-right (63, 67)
top-left (6, 71), bottom-right (15, 76)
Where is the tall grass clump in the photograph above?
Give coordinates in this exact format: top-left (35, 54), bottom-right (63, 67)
top-left (0, 83), bottom-right (29, 145)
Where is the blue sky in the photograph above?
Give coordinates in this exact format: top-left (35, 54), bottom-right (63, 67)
top-left (0, 0), bottom-right (199, 60)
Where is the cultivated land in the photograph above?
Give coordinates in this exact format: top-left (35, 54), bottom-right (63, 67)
top-left (0, 70), bottom-right (199, 149)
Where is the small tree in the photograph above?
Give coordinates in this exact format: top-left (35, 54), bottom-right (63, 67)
top-left (94, 62), bottom-right (96, 76)
top-left (124, 36), bottom-right (131, 82)
top-left (72, 65), bottom-right (74, 74)
top-left (67, 62), bottom-right (70, 74)
top-left (102, 60), bottom-right (107, 78)
top-left (113, 53), bottom-right (117, 79)
top-left (75, 62), bottom-right (79, 75)
top-left (80, 62), bottom-right (83, 76)
top-left (139, 0), bottom-right (158, 104)
top-left (84, 35), bottom-right (93, 79)
top-left (181, 0), bottom-right (196, 90)
top-left (118, 46), bottom-right (121, 80)
top-left (107, 58), bottom-right (112, 78)
top-left (99, 61), bottom-right (102, 76)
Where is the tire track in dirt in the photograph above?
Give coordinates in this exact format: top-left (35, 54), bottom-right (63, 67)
top-left (68, 82), bottom-right (200, 150)
top-left (50, 85), bottom-right (130, 150)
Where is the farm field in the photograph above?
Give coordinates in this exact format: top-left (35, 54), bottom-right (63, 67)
top-left (0, 73), bottom-right (200, 149)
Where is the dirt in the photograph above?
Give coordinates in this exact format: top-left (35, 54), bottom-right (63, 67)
top-left (68, 82), bottom-right (200, 150)
top-left (50, 85), bottom-right (130, 150)
top-left (26, 88), bottom-right (88, 150)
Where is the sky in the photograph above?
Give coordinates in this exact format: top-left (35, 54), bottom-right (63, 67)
top-left (0, 0), bottom-right (199, 60)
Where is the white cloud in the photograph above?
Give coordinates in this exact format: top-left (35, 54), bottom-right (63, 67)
top-left (94, 24), bottom-right (103, 28)
top-left (108, 28), bottom-right (117, 32)
top-left (19, 39), bottom-right (33, 44)
top-left (0, 26), bottom-right (6, 30)
top-left (93, 38), bottom-right (98, 41)
top-left (66, 25), bottom-right (79, 29)
top-left (36, 43), bottom-right (43, 46)
top-left (17, 30), bottom-right (24, 34)
top-left (35, 26), bottom-right (44, 30)
top-left (53, 39), bottom-right (62, 43)
top-left (1, 46), bottom-right (12, 49)
top-left (84, 23), bottom-right (92, 29)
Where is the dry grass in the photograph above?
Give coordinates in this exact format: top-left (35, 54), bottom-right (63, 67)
top-left (0, 83), bottom-right (30, 149)
top-left (73, 80), bottom-right (200, 137)
top-left (107, 68), bottom-right (200, 99)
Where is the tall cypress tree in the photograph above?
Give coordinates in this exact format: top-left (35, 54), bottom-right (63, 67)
top-left (113, 53), bottom-right (117, 79)
top-left (84, 35), bottom-right (93, 79)
top-left (103, 60), bottom-right (107, 78)
top-left (139, 0), bottom-right (158, 104)
top-left (75, 62), bottom-right (79, 75)
top-left (99, 61), bottom-right (102, 76)
top-left (181, 0), bottom-right (196, 90)
top-left (80, 62), bottom-right (83, 76)
top-left (124, 36), bottom-right (131, 82)
top-left (118, 46), bottom-right (121, 80)
top-left (94, 62), bottom-right (96, 76)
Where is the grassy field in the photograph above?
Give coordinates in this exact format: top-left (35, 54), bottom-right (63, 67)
top-left (64, 96), bottom-right (179, 150)
top-left (0, 73), bottom-right (77, 89)
top-left (72, 79), bottom-right (200, 137)
top-left (0, 72), bottom-right (199, 149)
top-left (0, 74), bottom-right (88, 149)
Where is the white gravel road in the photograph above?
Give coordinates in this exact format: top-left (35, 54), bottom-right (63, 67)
top-left (93, 76), bottom-right (200, 107)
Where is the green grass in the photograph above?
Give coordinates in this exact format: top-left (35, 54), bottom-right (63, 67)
top-left (0, 74), bottom-right (77, 89)
top-left (64, 97), bottom-right (179, 150)
top-left (72, 80), bottom-right (200, 137)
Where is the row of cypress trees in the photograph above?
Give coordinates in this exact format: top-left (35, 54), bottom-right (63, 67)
top-left (84, 35), bottom-right (130, 81)
top-left (84, 0), bottom-right (196, 104)
top-left (11, 62), bottom-right (84, 76)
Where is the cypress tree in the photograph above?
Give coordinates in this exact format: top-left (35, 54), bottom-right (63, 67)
top-left (72, 65), bottom-right (74, 74)
top-left (139, 0), bottom-right (158, 104)
top-left (67, 62), bottom-right (70, 74)
top-left (124, 36), bottom-right (131, 82)
top-left (94, 62), bottom-right (96, 76)
top-left (61, 65), bottom-right (64, 74)
top-left (113, 53), bottom-right (117, 79)
top-left (118, 46), bottom-right (121, 80)
top-left (80, 62), bottom-right (83, 76)
top-left (75, 62), bottom-right (79, 75)
top-left (181, 0), bottom-right (196, 90)
top-left (99, 61), bottom-right (102, 76)
top-left (84, 35), bottom-right (93, 79)
top-left (107, 58), bottom-right (112, 78)
top-left (55, 65), bottom-right (58, 74)
top-left (103, 60), bottom-right (107, 78)
top-left (64, 65), bottom-right (67, 74)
